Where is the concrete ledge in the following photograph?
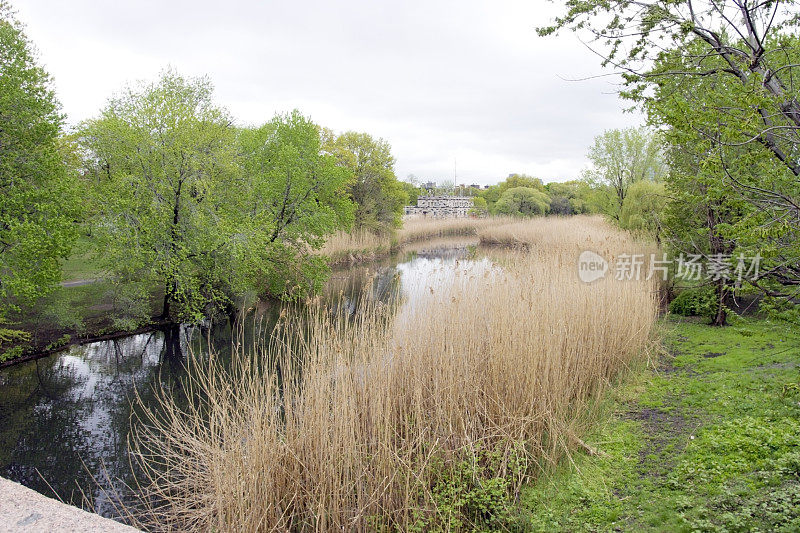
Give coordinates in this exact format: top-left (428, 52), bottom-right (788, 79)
top-left (0, 477), bottom-right (140, 532)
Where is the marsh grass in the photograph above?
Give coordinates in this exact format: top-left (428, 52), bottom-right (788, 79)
top-left (322, 217), bottom-right (511, 264)
top-left (128, 217), bottom-right (659, 531)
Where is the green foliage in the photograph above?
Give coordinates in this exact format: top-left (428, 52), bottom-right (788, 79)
top-left (583, 127), bottom-right (666, 222)
top-left (0, 318), bottom-right (29, 346)
top-left (400, 180), bottom-right (423, 206)
top-left (502, 174), bottom-right (545, 191)
top-left (35, 287), bottom-right (87, 333)
top-left (409, 444), bottom-right (527, 533)
top-left (545, 180), bottom-right (597, 216)
top-left (0, 344), bottom-right (23, 362)
top-left (0, 3), bottom-right (80, 319)
top-left (645, 40), bottom-right (793, 325)
top-left (324, 130), bottom-right (405, 232)
top-left (81, 69), bottom-right (239, 322)
top-left (540, 0), bottom-right (800, 321)
top-left (43, 333), bottom-right (70, 352)
top-left (238, 112), bottom-right (355, 300)
top-left (619, 180), bottom-right (666, 236)
top-left (759, 296), bottom-right (800, 326)
top-left (524, 317), bottom-right (800, 531)
top-left (81, 71), bottom-right (355, 324)
top-left (494, 187), bottom-right (550, 217)
top-left (469, 196), bottom-right (488, 216)
top-left (107, 279), bottom-right (154, 330)
top-left (479, 174), bottom-right (545, 214)
top-left (669, 286), bottom-right (717, 319)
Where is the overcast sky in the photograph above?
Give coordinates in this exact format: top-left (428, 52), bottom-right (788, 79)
top-left (15, 0), bottom-right (642, 185)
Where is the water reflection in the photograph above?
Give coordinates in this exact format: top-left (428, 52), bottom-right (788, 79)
top-left (0, 331), bottom-right (170, 515)
top-left (0, 239), bottom-right (490, 518)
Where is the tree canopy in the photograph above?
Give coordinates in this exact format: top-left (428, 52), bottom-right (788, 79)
top-left (479, 174), bottom-right (546, 214)
top-left (494, 187), bottom-right (551, 217)
top-left (238, 112), bottom-right (355, 300)
top-left (583, 127), bottom-right (667, 221)
top-left (81, 71), bottom-right (354, 323)
top-left (542, 0), bottom-right (800, 322)
top-left (0, 3), bottom-right (79, 323)
top-left (324, 131), bottom-right (406, 232)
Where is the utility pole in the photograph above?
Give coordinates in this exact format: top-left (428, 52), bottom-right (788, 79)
top-left (454, 158), bottom-right (457, 197)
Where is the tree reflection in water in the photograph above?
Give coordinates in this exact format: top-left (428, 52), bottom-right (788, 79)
top-left (0, 240), bottom-right (485, 519)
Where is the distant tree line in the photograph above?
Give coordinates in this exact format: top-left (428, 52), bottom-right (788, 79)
top-left (452, 131), bottom-right (667, 224)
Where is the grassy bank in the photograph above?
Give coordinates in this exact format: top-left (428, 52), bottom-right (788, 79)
top-left (0, 280), bottom-right (166, 365)
top-left (524, 316), bottom-right (800, 531)
top-left (126, 217), bottom-right (659, 531)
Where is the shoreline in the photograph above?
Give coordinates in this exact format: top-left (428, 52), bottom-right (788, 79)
top-left (1, 232), bottom-right (484, 368)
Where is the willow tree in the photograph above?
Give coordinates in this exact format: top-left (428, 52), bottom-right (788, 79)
top-left (494, 187), bottom-right (551, 217)
top-left (83, 74), bottom-right (355, 324)
top-left (0, 2), bottom-right (79, 335)
top-left (583, 128), bottom-right (667, 222)
top-left (238, 111), bottom-right (355, 299)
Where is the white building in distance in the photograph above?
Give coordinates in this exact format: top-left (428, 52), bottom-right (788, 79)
top-left (403, 195), bottom-right (473, 218)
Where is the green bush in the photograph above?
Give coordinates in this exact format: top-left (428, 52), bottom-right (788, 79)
top-left (669, 287), bottom-right (717, 319)
top-left (0, 345), bottom-right (24, 362)
top-left (407, 443), bottom-right (528, 532)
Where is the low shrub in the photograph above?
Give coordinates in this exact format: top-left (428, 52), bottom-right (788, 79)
top-left (669, 286), bottom-right (718, 319)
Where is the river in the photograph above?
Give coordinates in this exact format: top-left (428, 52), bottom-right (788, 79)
top-left (0, 238), bottom-right (490, 519)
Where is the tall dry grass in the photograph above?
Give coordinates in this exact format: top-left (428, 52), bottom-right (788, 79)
top-left (478, 215), bottom-right (627, 250)
top-left (321, 217), bottom-right (511, 264)
top-left (397, 216), bottom-right (509, 243)
top-left (128, 217), bottom-right (658, 531)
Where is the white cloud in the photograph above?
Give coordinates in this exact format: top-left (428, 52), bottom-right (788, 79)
top-left (15, 0), bottom-right (643, 185)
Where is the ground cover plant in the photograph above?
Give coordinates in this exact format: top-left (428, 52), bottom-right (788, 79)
top-left (524, 316), bottom-right (800, 532)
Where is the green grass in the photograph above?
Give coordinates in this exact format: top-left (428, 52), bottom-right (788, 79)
top-left (522, 316), bottom-right (800, 532)
top-left (60, 235), bottom-right (104, 282)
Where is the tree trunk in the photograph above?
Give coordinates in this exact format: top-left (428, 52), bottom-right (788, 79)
top-left (712, 278), bottom-right (727, 327)
top-left (160, 279), bottom-right (175, 321)
top-left (162, 324), bottom-right (183, 360)
top-left (161, 287), bottom-right (171, 320)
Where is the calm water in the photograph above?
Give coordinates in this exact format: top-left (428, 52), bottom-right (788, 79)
top-left (0, 239), bottom-right (491, 518)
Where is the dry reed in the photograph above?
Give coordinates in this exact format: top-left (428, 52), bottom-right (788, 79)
top-left (321, 217), bottom-right (511, 264)
top-left (129, 216), bottom-right (659, 531)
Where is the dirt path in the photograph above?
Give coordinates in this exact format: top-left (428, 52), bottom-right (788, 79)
top-left (59, 278), bottom-right (100, 288)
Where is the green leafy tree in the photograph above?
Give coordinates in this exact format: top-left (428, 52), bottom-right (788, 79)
top-left (503, 174), bottom-right (545, 191)
top-left (480, 185), bottom-right (502, 213)
top-left (325, 131), bottom-right (406, 232)
top-left (81, 70), bottom-right (239, 322)
top-left (400, 180), bottom-right (423, 205)
top-left (583, 128), bottom-right (667, 221)
top-left (480, 174), bottom-right (546, 213)
top-left (662, 136), bottom-right (745, 326)
top-left (546, 180), bottom-right (597, 216)
top-left (469, 196), bottom-right (489, 216)
top-left (83, 72), bottom-right (355, 324)
top-left (646, 37), bottom-right (800, 323)
top-left (0, 3), bottom-right (79, 326)
top-left (238, 111), bottom-right (355, 299)
top-left (541, 0), bottom-right (800, 321)
top-left (619, 181), bottom-right (667, 238)
top-left (494, 187), bottom-right (550, 217)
